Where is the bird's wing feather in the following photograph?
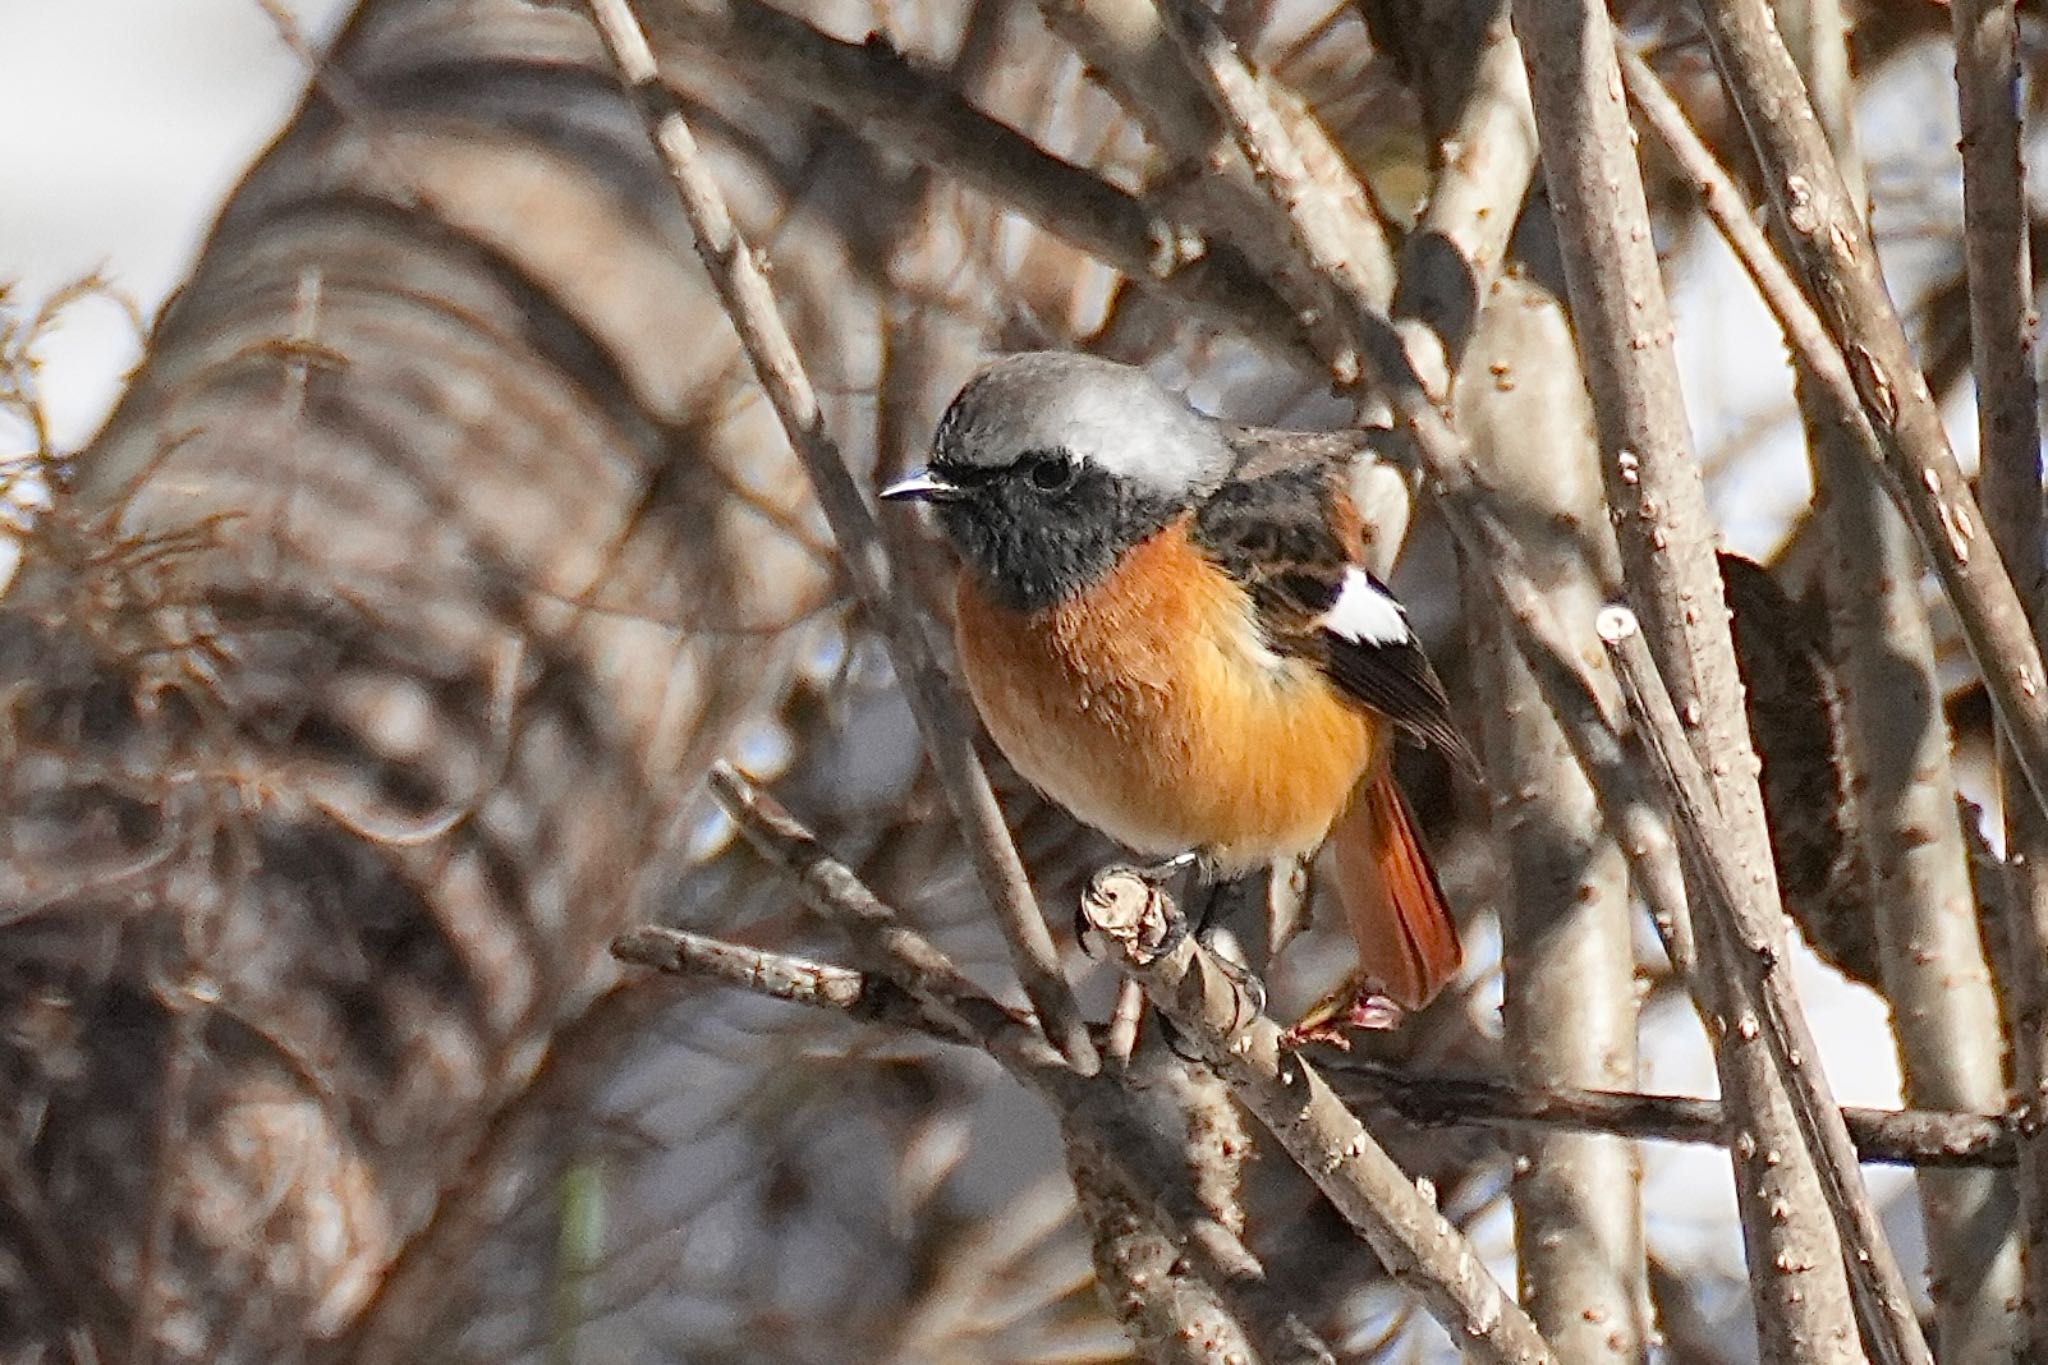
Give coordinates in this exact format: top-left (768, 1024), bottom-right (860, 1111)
top-left (1190, 453), bottom-right (1477, 775)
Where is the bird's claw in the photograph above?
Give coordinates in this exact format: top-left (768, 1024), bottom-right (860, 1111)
top-left (1204, 949), bottom-right (1267, 1033)
top-left (1282, 979), bottom-right (1408, 1049)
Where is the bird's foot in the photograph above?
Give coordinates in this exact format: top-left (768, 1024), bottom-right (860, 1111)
top-left (1155, 953), bottom-right (1267, 1064)
top-left (1075, 853), bottom-right (1199, 955)
top-left (1282, 977), bottom-right (1408, 1049)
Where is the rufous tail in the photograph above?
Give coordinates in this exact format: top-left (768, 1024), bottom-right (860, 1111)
top-left (1328, 772), bottom-right (1461, 1012)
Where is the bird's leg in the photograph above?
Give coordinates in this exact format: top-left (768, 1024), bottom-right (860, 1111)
top-left (1187, 864), bottom-right (1268, 1026)
top-left (1134, 849), bottom-right (1200, 884)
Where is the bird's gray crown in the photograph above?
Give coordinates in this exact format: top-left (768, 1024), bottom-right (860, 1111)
top-left (934, 353), bottom-right (1234, 496)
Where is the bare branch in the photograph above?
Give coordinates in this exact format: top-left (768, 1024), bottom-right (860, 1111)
top-left (1389, 0), bottom-right (1538, 389)
top-left (1065, 1139), bottom-right (1270, 1365)
top-left (613, 925), bottom-right (990, 1045)
top-left (1333, 1061), bottom-right (2015, 1170)
top-left (586, 0), bottom-right (1096, 1071)
top-left (619, 924), bottom-right (2021, 1176)
top-left (1954, 0), bottom-right (2048, 1344)
top-left (701, 763), bottom-right (1042, 1060)
top-left (1147, 0), bottom-right (1397, 338)
top-left (1461, 277), bottom-right (1646, 1360)
top-left (638, 0), bottom-right (1304, 353)
top-left (1511, 0), bottom-right (1868, 1348)
top-left (1771, 0), bottom-right (2023, 1347)
top-left (1596, 608), bottom-right (1930, 1365)
top-left (654, 768), bottom-right (1340, 1365)
top-left (1615, 48), bottom-right (1872, 464)
top-left (1691, 0), bottom-right (2048, 828)
top-left (1080, 870), bottom-right (1560, 1365)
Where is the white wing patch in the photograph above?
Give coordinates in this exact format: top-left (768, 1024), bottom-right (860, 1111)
top-left (1318, 568), bottom-right (1411, 645)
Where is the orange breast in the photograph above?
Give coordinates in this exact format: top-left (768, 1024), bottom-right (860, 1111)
top-left (954, 520), bottom-right (1384, 872)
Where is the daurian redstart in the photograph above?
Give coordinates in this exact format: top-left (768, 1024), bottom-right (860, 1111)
top-left (883, 353), bottom-right (1473, 1028)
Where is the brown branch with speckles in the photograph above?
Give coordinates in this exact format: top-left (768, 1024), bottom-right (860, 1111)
top-left (1512, 1), bottom-right (1870, 1355)
top-left (1689, 0), bottom-right (2048, 834)
top-left (1779, 0), bottom-right (2021, 1348)
top-left (1953, 0), bottom-right (2048, 1345)
top-left (1597, 608), bottom-right (1931, 1365)
top-left (1627, 39), bottom-right (2024, 1355)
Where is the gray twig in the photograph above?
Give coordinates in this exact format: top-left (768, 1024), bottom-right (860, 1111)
top-left (1333, 1060), bottom-right (2015, 1170)
top-left (586, 0), bottom-right (1096, 1072)
top-left (613, 925), bottom-right (990, 1046)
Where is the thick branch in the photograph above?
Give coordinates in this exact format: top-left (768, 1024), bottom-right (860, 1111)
top-left (1692, 0), bottom-right (2048, 827)
top-left (1462, 277), bottom-right (1646, 1362)
top-left (1954, 0), bottom-right (2048, 1345)
top-left (1597, 608), bottom-right (1929, 1365)
top-left (1515, 0), bottom-right (1878, 1351)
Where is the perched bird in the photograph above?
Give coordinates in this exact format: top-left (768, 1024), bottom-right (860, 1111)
top-left (881, 353), bottom-right (1474, 1030)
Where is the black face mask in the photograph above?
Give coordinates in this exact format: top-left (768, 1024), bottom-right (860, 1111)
top-left (933, 457), bottom-right (1187, 613)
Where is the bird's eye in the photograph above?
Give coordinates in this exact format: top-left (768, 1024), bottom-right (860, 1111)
top-left (1027, 451), bottom-right (1079, 493)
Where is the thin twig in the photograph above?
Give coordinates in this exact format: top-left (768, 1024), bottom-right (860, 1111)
top-left (1597, 607), bottom-right (1931, 1365)
top-left (585, 0), bottom-right (1096, 1072)
top-left (612, 925), bottom-right (991, 1046)
top-left (1080, 868), bottom-right (1558, 1365)
top-left (1332, 1060), bottom-right (2015, 1170)
top-left (701, 764), bottom-right (1039, 1061)
top-left (1690, 0), bottom-right (2048, 827)
top-left (1394, 16), bottom-right (1699, 989)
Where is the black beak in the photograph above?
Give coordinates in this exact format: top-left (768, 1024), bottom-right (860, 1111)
top-left (879, 467), bottom-right (961, 503)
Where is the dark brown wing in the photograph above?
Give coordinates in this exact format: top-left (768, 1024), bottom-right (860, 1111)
top-left (1190, 452), bottom-right (1477, 776)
